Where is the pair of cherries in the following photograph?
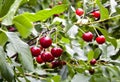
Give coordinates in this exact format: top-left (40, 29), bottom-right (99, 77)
top-left (30, 36), bottom-right (63, 65)
top-left (75, 8), bottom-right (100, 18)
top-left (82, 32), bottom-right (106, 44)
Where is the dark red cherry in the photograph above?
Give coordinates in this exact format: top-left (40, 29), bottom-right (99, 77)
top-left (39, 36), bottom-right (52, 48)
top-left (90, 59), bottom-right (96, 65)
top-left (41, 52), bottom-right (54, 62)
top-left (30, 46), bottom-right (41, 57)
top-left (36, 55), bottom-right (43, 64)
top-left (96, 35), bottom-right (105, 44)
top-left (82, 32), bottom-right (93, 42)
top-left (89, 69), bottom-right (95, 75)
top-left (51, 47), bottom-right (63, 57)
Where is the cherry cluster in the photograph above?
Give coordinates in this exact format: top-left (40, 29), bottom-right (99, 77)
top-left (30, 36), bottom-right (66, 68)
top-left (75, 8), bottom-right (105, 44)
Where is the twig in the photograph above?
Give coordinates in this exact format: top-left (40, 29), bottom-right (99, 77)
top-left (75, 14), bottom-right (120, 26)
top-left (86, 0), bottom-right (120, 15)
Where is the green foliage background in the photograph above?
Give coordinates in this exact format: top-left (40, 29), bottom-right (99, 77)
top-left (0, 0), bottom-right (120, 82)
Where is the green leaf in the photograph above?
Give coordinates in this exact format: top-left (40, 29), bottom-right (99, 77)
top-left (67, 25), bottom-right (79, 38)
top-left (61, 37), bottom-right (70, 43)
top-left (13, 14), bottom-right (34, 38)
top-left (60, 66), bottom-right (68, 80)
top-left (52, 75), bottom-right (61, 82)
top-left (6, 32), bottom-right (34, 71)
top-left (0, 0), bottom-right (15, 17)
top-left (68, 65), bottom-right (75, 78)
top-left (96, 0), bottom-right (109, 20)
top-left (0, 46), bottom-right (14, 82)
top-left (0, 31), bottom-right (8, 46)
top-left (18, 4), bottom-right (68, 22)
top-left (89, 74), bottom-right (109, 82)
top-left (94, 48), bottom-right (101, 59)
top-left (71, 73), bottom-right (90, 82)
top-left (97, 27), bottom-right (117, 48)
top-left (87, 50), bottom-right (94, 63)
top-left (2, 0), bottom-right (23, 25)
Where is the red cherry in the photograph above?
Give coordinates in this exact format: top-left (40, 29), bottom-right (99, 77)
top-left (41, 52), bottom-right (54, 62)
top-left (30, 46), bottom-right (41, 57)
top-left (36, 55), bottom-right (43, 64)
top-left (39, 36), bottom-right (52, 48)
top-left (91, 11), bottom-right (100, 18)
top-left (82, 32), bottom-right (93, 42)
top-left (51, 47), bottom-right (63, 57)
top-left (96, 35), bottom-right (105, 44)
top-left (75, 8), bottom-right (84, 16)
top-left (90, 59), bottom-right (96, 65)
top-left (51, 60), bottom-right (61, 68)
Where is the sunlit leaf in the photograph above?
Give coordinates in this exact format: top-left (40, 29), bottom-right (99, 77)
top-left (2, 0), bottom-right (23, 25)
top-left (96, 0), bottom-right (109, 20)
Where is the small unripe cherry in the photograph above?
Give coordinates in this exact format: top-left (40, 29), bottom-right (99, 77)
top-left (91, 11), bottom-right (100, 18)
top-left (96, 35), bottom-right (106, 44)
top-left (89, 69), bottom-right (95, 75)
top-left (53, 14), bottom-right (60, 17)
top-left (39, 36), bottom-right (52, 48)
top-left (60, 61), bottom-right (66, 66)
top-left (75, 8), bottom-right (84, 16)
top-left (8, 27), bottom-right (16, 32)
top-left (90, 59), bottom-right (96, 65)
top-left (51, 47), bottom-right (63, 57)
top-left (58, 1), bottom-right (62, 5)
top-left (41, 52), bottom-right (54, 62)
top-left (51, 60), bottom-right (61, 68)
top-left (82, 32), bottom-right (93, 42)
top-left (36, 55), bottom-right (43, 64)
top-left (30, 46), bottom-right (41, 57)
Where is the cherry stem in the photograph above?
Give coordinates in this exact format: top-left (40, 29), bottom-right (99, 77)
top-left (35, 33), bottom-right (42, 47)
top-left (78, 28), bottom-right (85, 34)
top-left (92, 0), bottom-right (96, 11)
top-left (55, 27), bottom-right (58, 46)
top-left (93, 25), bottom-right (100, 36)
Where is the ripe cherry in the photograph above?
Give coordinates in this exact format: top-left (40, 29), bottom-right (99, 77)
top-left (30, 46), bottom-right (41, 57)
top-left (36, 55), bottom-right (43, 64)
top-left (96, 35), bottom-right (105, 44)
top-left (39, 36), bottom-right (52, 48)
top-left (90, 59), bottom-right (96, 65)
top-left (51, 47), bottom-right (63, 57)
top-left (82, 32), bottom-right (93, 42)
top-left (75, 8), bottom-right (84, 16)
top-left (91, 11), bottom-right (100, 18)
top-left (41, 52), bottom-right (54, 62)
